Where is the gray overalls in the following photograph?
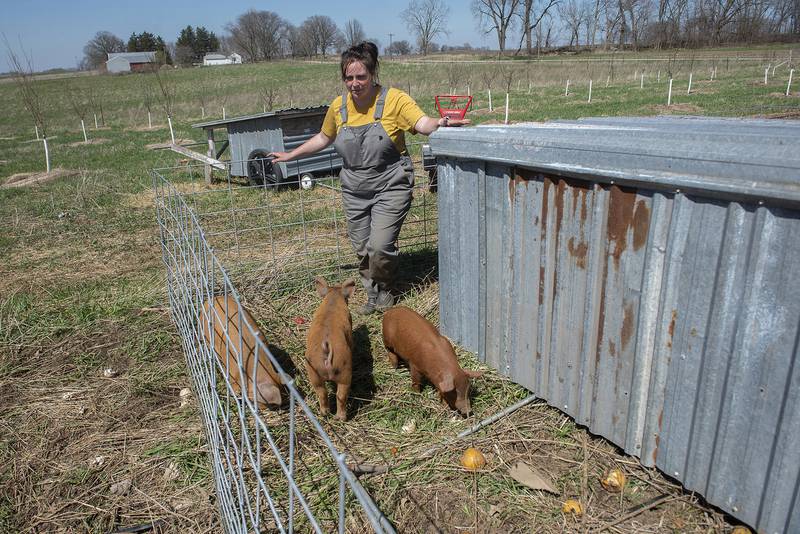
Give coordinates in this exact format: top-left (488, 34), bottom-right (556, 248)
top-left (333, 86), bottom-right (415, 299)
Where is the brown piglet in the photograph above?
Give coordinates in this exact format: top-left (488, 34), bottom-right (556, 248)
top-left (202, 295), bottom-right (283, 409)
top-left (382, 306), bottom-right (482, 416)
top-left (305, 277), bottom-right (356, 420)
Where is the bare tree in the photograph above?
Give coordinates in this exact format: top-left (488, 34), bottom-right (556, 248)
top-left (86, 86), bottom-right (105, 127)
top-left (66, 84), bottom-right (91, 143)
top-left (5, 38), bottom-right (51, 171)
top-left (472, 0), bottom-right (523, 53)
top-left (225, 9), bottom-right (287, 61)
top-left (285, 24), bottom-right (314, 57)
top-left (344, 19), bottom-right (366, 46)
top-left (401, 0), bottom-right (451, 55)
top-left (82, 31), bottom-right (125, 70)
top-left (559, 0), bottom-right (590, 46)
top-left (260, 86), bottom-right (277, 112)
top-left (518, 0), bottom-right (561, 54)
top-left (142, 80), bottom-right (156, 129)
top-left (300, 15), bottom-right (342, 57)
top-left (153, 68), bottom-right (177, 142)
top-left (387, 39), bottom-right (413, 55)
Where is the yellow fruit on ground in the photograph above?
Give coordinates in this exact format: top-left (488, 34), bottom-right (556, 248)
top-left (460, 447), bottom-right (486, 471)
top-left (601, 469), bottom-right (626, 492)
top-left (562, 499), bottom-right (583, 516)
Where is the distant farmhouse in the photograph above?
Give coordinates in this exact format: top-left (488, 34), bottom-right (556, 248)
top-left (203, 52), bottom-right (243, 66)
top-left (105, 52), bottom-right (157, 73)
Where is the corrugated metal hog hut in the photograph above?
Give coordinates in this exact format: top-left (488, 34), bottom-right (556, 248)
top-left (193, 106), bottom-right (343, 185)
top-left (429, 116), bottom-right (800, 534)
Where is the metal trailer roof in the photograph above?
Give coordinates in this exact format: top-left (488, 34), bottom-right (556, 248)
top-left (430, 116), bottom-right (800, 534)
top-left (192, 106), bottom-right (329, 130)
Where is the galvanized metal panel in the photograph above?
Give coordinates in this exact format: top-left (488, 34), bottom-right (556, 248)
top-left (431, 117), bottom-right (800, 534)
top-left (438, 159), bottom-right (481, 353)
top-left (227, 117), bottom-right (282, 177)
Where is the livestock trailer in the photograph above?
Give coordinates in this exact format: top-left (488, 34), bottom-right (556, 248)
top-left (193, 106), bottom-right (343, 186)
top-left (430, 116), bottom-right (800, 534)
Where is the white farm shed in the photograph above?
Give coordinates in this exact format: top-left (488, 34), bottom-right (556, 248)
top-left (203, 53), bottom-right (242, 66)
top-left (106, 51), bottom-right (157, 73)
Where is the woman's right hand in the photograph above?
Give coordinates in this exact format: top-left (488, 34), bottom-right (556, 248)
top-left (268, 151), bottom-right (292, 163)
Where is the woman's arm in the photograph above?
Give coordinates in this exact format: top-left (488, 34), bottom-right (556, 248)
top-left (269, 131), bottom-right (334, 163)
top-left (413, 115), bottom-right (471, 136)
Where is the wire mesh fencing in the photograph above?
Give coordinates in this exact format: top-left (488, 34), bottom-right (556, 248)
top-left (152, 157), bottom-right (438, 533)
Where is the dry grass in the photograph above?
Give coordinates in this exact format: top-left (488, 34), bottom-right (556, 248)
top-left (67, 138), bottom-right (112, 147)
top-left (1, 168), bottom-right (80, 189)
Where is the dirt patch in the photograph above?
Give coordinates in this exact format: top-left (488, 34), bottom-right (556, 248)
top-left (758, 110), bottom-right (800, 119)
top-left (769, 91), bottom-right (799, 98)
top-left (650, 103), bottom-right (703, 114)
top-left (146, 139), bottom-right (198, 150)
top-left (68, 138), bottom-right (111, 147)
top-left (1, 168), bottom-right (80, 189)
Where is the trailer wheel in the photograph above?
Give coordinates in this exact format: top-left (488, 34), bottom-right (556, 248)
top-left (299, 173), bottom-right (314, 190)
top-left (247, 149), bottom-right (283, 185)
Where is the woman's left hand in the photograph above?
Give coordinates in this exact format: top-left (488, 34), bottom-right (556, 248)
top-left (442, 118), bottom-right (471, 127)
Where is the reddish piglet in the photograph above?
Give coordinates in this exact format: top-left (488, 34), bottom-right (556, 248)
top-left (382, 306), bottom-right (482, 416)
top-left (202, 295), bottom-right (283, 409)
top-left (305, 277), bottom-right (356, 421)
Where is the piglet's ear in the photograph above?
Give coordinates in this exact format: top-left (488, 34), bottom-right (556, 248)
top-left (463, 369), bottom-right (484, 379)
top-left (314, 277), bottom-right (329, 297)
top-left (439, 374), bottom-right (455, 392)
top-left (341, 279), bottom-right (356, 300)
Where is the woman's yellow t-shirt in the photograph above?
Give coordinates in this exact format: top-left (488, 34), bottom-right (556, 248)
top-left (321, 87), bottom-right (426, 155)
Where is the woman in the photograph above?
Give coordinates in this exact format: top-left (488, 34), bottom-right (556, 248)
top-left (270, 42), bottom-right (469, 315)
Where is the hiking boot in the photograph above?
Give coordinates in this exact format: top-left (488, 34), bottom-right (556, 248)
top-left (356, 292), bottom-right (378, 315)
top-left (355, 289), bottom-right (394, 315)
top-left (375, 290), bottom-right (394, 311)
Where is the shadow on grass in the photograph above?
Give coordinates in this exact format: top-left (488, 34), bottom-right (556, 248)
top-left (396, 246), bottom-right (438, 296)
top-left (348, 324), bottom-right (376, 419)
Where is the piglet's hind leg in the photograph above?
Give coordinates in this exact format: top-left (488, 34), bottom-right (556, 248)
top-left (305, 361), bottom-right (329, 416)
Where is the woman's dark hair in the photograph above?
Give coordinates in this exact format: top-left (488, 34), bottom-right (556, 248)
top-left (340, 41), bottom-right (379, 80)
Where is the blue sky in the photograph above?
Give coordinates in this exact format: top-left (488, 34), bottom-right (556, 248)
top-left (1, 0), bottom-right (496, 72)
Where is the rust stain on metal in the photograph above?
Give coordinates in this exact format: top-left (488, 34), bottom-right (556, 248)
top-left (632, 199), bottom-right (651, 251)
top-left (608, 340), bottom-right (617, 357)
top-left (568, 236), bottom-right (588, 269)
top-left (621, 303), bottom-right (635, 351)
top-left (606, 185), bottom-right (638, 270)
top-left (553, 178), bottom-right (566, 241)
top-left (508, 169), bottom-right (530, 203)
top-left (571, 186), bottom-right (580, 214)
top-left (653, 410), bottom-right (664, 463)
top-left (538, 266), bottom-right (546, 306)
top-left (667, 309), bottom-right (677, 348)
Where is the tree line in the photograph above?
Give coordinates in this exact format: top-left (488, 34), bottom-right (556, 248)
top-left (473, 0), bottom-right (798, 54)
top-left (81, 0), bottom-right (798, 70)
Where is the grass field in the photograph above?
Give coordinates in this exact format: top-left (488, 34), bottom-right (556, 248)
top-left (1, 43), bottom-right (798, 533)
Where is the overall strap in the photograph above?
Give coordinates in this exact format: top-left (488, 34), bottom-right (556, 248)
top-left (373, 86), bottom-right (389, 120)
top-left (340, 93), bottom-right (349, 124)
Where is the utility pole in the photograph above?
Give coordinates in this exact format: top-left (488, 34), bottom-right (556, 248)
top-left (388, 33), bottom-right (394, 60)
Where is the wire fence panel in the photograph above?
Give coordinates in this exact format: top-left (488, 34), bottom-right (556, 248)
top-left (153, 158), bottom-right (437, 533)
